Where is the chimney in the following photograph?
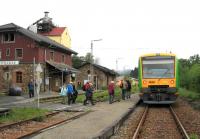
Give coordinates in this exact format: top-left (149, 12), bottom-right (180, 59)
top-left (44, 11), bottom-right (49, 18)
top-left (43, 11), bottom-right (51, 23)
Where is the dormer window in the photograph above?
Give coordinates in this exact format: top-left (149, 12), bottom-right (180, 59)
top-left (2, 33), bottom-right (15, 43)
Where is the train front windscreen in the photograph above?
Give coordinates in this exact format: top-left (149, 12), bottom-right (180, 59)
top-left (142, 57), bottom-right (175, 79)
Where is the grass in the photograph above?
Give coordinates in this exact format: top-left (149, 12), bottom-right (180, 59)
top-left (190, 133), bottom-right (199, 139)
top-left (76, 85), bottom-right (137, 103)
top-left (179, 88), bottom-right (200, 101)
top-left (0, 107), bottom-right (49, 123)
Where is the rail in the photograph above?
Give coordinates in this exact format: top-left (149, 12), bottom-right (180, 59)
top-left (132, 105), bottom-right (190, 139)
top-left (170, 106), bottom-right (190, 139)
top-left (132, 105), bottom-right (148, 139)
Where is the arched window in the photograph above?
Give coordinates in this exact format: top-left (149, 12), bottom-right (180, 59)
top-left (16, 71), bottom-right (22, 83)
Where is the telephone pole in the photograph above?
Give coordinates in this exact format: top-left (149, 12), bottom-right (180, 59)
top-left (90, 39), bottom-right (102, 83)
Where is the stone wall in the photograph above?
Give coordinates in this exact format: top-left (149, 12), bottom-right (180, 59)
top-left (0, 63), bottom-right (46, 94)
top-left (76, 64), bottom-right (116, 90)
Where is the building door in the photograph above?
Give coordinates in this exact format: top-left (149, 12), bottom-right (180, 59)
top-left (93, 75), bottom-right (98, 90)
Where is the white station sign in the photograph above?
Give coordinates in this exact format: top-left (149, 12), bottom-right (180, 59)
top-left (0, 61), bottom-right (19, 65)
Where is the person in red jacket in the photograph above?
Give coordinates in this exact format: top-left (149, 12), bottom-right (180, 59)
top-left (108, 81), bottom-right (115, 104)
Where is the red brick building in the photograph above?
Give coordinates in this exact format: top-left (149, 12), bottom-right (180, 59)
top-left (0, 23), bottom-right (77, 93)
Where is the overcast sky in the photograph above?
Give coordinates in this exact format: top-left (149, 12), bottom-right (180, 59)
top-left (1, 0), bottom-right (200, 70)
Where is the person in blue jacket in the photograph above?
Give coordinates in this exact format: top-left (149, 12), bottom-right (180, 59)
top-left (66, 82), bottom-right (74, 105)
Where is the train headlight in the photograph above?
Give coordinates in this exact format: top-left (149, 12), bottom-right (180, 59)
top-left (143, 80), bottom-right (147, 84)
top-left (170, 80), bottom-right (174, 84)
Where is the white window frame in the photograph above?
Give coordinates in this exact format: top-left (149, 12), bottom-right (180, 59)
top-left (15, 48), bottom-right (23, 59)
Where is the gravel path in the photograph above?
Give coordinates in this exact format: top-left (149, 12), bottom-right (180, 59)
top-left (173, 98), bottom-right (200, 137)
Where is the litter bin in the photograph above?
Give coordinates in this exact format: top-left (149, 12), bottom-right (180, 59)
top-left (9, 87), bottom-right (22, 96)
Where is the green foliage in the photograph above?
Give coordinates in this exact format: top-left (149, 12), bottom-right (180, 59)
top-left (72, 55), bottom-right (84, 69)
top-left (130, 68), bottom-right (138, 79)
top-left (85, 53), bottom-right (94, 63)
top-left (179, 88), bottom-right (200, 101)
top-left (190, 133), bottom-right (199, 139)
top-left (76, 87), bottom-right (123, 103)
top-left (179, 54), bottom-right (200, 94)
top-left (72, 53), bottom-right (94, 69)
top-left (0, 107), bottom-right (48, 123)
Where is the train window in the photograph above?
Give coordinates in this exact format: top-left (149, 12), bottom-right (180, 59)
top-left (142, 59), bottom-right (175, 78)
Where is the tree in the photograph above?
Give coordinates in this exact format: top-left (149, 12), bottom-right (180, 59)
top-left (189, 54), bottom-right (200, 65)
top-left (85, 53), bottom-right (94, 63)
top-left (188, 64), bottom-right (200, 92)
top-left (179, 55), bottom-right (200, 93)
top-left (72, 53), bottom-right (95, 69)
top-left (72, 55), bottom-right (83, 69)
top-left (130, 68), bottom-right (138, 79)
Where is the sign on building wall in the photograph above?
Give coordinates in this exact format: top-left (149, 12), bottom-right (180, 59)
top-left (0, 61), bottom-right (19, 65)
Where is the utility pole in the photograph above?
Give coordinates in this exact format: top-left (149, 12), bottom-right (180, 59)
top-left (116, 57), bottom-right (122, 71)
top-left (90, 39), bottom-right (102, 84)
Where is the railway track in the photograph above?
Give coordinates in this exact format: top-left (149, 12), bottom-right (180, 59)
top-left (0, 110), bottom-right (91, 139)
top-left (132, 105), bottom-right (190, 139)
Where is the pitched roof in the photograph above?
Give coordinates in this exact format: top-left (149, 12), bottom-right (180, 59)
top-left (46, 60), bottom-right (79, 73)
top-left (78, 62), bottom-right (118, 76)
top-left (39, 27), bottom-right (66, 36)
top-left (0, 23), bottom-right (77, 54)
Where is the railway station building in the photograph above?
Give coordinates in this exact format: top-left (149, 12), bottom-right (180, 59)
top-left (0, 23), bottom-right (77, 93)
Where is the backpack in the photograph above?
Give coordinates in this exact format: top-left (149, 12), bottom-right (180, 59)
top-left (82, 85), bottom-right (86, 91)
top-left (127, 80), bottom-right (131, 90)
top-left (120, 82), bottom-right (123, 88)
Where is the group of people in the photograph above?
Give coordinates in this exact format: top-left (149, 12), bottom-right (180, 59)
top-left (60, 82), bottom-right (78, 105)
top-left (119, 79), bottom-right (132, 100)
top-left (28, 78), bottom-right (132, 106)
top-left (107, 79), bottom-right (132, 104)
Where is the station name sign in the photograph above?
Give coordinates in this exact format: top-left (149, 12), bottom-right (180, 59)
top-left (0, 61), bottom-right (19, 65)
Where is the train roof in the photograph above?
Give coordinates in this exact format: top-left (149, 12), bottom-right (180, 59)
top-left (140, 53), bottom-right (176, 58)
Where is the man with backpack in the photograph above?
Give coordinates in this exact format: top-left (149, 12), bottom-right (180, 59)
top-left (83, 81), bottom-right (95, 105)
top-left (66, 82), bottom-right (74, 105)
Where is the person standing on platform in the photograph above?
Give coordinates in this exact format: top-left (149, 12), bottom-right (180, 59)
top-left (28, 80), bottom-right (34, 98)
top-left (108, 81), bottom-right (115, 104)
top-left (66, 82), bottom-right (74, 105)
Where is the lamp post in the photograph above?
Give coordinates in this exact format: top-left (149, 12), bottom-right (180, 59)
top-left (90, 39), bottom-right (102, 83)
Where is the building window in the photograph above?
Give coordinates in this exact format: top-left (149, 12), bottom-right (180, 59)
top-left (15, 48), bottom-right (23, 59)
top-left (50, 51), bottom-right (54, 61)
top-left (2, 33), bottom-right (15, 43)
top-left (6, 48), bottom-right (10, 56)
top-left (0, 50), bottom-right (1, 59)
top-left (61, 54), bottom-right (65, 63)
top-left (6, 72), bottom-right (10, 80)
top-left (16, 71), bottom-right (22, 83)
